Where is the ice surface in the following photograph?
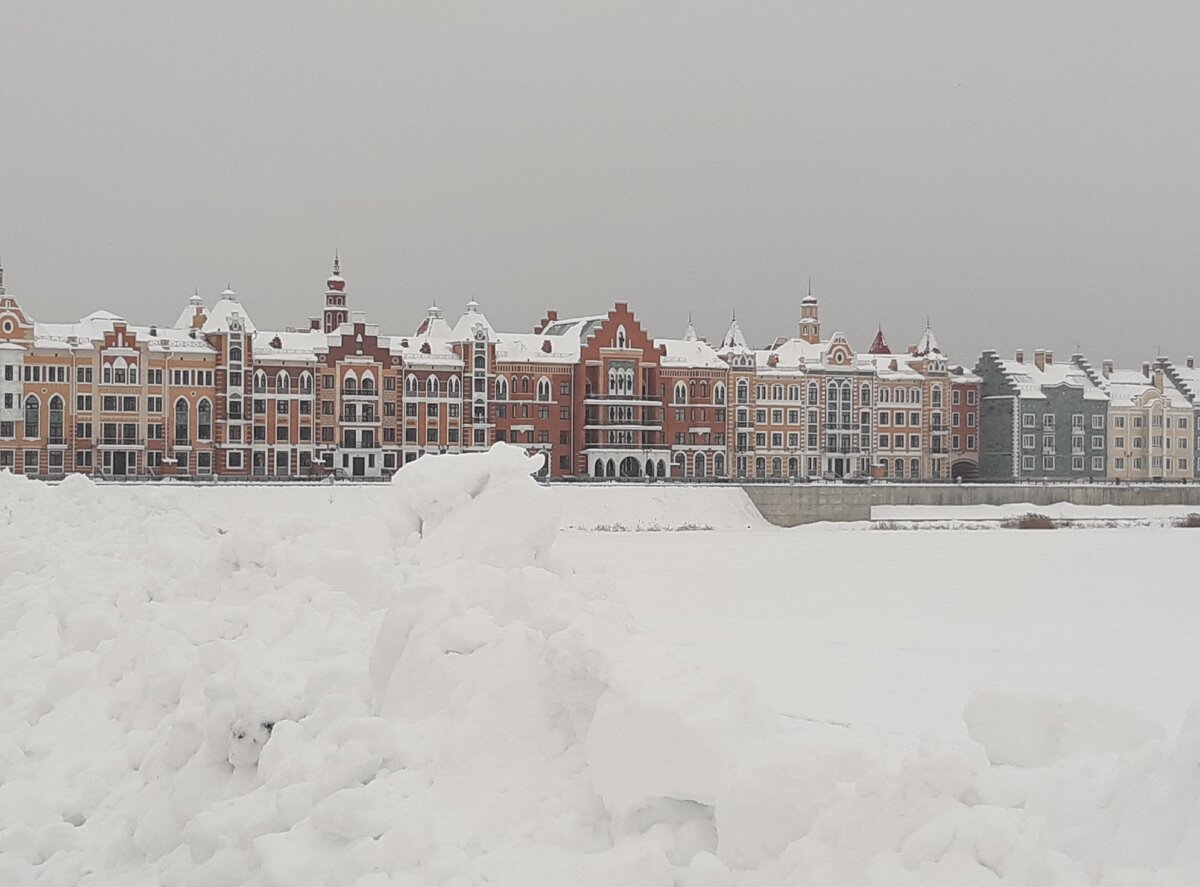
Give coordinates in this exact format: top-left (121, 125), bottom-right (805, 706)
top-left (1, 448), bottom-right (1198, 884)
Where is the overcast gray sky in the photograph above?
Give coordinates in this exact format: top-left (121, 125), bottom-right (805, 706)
top-left (2, 2), bottom-right (1198, 365)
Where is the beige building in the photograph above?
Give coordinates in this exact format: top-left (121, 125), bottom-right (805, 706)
top-left (1095, 360), bottom-right (1193, 481)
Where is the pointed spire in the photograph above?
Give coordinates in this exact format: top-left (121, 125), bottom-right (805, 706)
top-left (0, 254), bottom-right (5, 295)
top-left (333, 250), bottom-right (340, 274)
top-left (868, 327), bottom-right (890, 355)
top-left (683, 311), bottom-right (698, 342)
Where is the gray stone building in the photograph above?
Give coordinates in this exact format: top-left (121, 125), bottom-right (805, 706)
top-left (975, 349), bottom-right (1108, 480)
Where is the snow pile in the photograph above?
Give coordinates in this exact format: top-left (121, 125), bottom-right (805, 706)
top-left (3, 445), bottom-right (1200, 885)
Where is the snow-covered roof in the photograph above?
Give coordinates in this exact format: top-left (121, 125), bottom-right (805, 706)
top-left (997, 359), bottom-right (1107, 401)
top-left (493, 333), bottom-right (580, 364)
top-left (449, 300), bottom-right (496, 341)
top-left (656, 337), bottom-right (726, 370)
top-left (914, 325), bottom-right (941, 356)
top-left (542, 315), bottom-right (607, 342)
top-left (253, 328), bottom-right (327, 363)
top-left (863, 353), bottom-right (925, 380)
top-left (1101, 368), bottom-right (1192, 409)
top-left (201, 292), bottom-right (256, 335)
top-left (717, 317), bottom-right (749, 353)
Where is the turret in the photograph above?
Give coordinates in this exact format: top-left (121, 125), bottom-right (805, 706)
top-left (323, 253), bottom-right (348, 333)
top-left (798, 281), bottom-right (820, 344)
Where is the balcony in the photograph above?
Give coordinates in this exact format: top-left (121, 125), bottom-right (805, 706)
top-left (98, 437), bottom-right (145, 448)
top-left (342, 387), bottom-right (379, 399)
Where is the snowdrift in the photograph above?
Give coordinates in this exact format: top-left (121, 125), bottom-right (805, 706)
top-left (1, 444), bottom-right (1198, 885)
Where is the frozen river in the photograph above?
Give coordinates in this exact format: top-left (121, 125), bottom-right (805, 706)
top-left (554, 525), bottom-right (1200, 740)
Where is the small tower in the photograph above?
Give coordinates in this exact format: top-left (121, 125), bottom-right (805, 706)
top-left (323, 254), bottom-right (348, 333)
top-left (683, 312), bottom-right (698, 342)
top-left (798, 281), bottom-right (820, 344)
top-left (0, 256), bottom-right (5, 295)
top-left (868, 326), bottom-right (890, 355)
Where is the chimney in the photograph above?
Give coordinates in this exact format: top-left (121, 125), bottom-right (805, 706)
top-left (1142, 361), bottom-right (1151, 378)
top-left (1189, 356), bottom-right (1196, 370)
top-left (535, 310), bottom-right (558, 334)
top-left (1102, 359), bottom-right (1113, 378)
top-left (1154, 366), bottom-right (1164, 390)
top-left (1033, 349), bottom-right (1046, 371)
top-left (1015, 349), bottom-right (1024, 364)
top-left (541, 339), bottom-right (552, 353)
top-left (907, 345), bottom-right (918, 356)
top-left (309, 316), bottom-right (321, 331)
top-left (1044, 350), bottom-right (1053, 366)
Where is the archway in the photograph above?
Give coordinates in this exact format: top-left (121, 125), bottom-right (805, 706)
top-left (619, 456), bottom-right (641, 478)
top-left (951, 459), bottom-right (980, 481)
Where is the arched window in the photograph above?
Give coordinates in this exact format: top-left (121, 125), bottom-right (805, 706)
top-left (695, 452), bottom-right (706, 477)
top-left (449, 376), bottom-right (460, 398)
top-left (625, 368), bottom-right (635, 395)
top-left (48, 395), bottom-right (63, 442)
top-left (674, 452), bottom-right (686, 476)
top-left (616, 325), bottom-right (628, 349)
top-left (536, 377), bottom-right (551, 401)
top-left (755, 457), bottom-right (766, 478)
top-left (674, 382), bottom-right (687, 404)
top-left (911, 458), bottom-right (921, 479)
top-left (607, 368), bottom-right (617, 394)
top-left (23, 396), bottom-right (39, 438)
top-left (714, 452), bottom-right (725, 476)
top-left (474, 353), bottom-right (486, 369)
top-left (426, 376), bottom-right (439, 398)
top-left (807, 382), bottom-right (818, 404)
top-left (299, 372), bottom-right (313, 394)
top-left (861, 384), bottom-right (871, 406)
top-left (405, 374), bottom-right (418, 396)
top-left (174, 398), bottom-right (190, 443)
top-left (254, 370), bottom-right (268, 393)
top-left (714, 383), bottom-right (726, 405)
top-left (361, 373), bottom-right (376, 394)
top-left (736, 379), bottom-right (749, 404)
top-left (229, 345), bottom-right (243, 364)
top-left (277, 372), bottom-right (290, 393)
top-left (772, 457), bottom-right (782, 477)
top-left (198, 399), bottom-right (212, 440)
top-left (114, 358), bottom-right (127, 385)
top-left (496, 377), bottom-right (508, 400)
top-left (594, 458), bottom-right (604, 477)
top-left (894, 458), bottom-right (904, 478)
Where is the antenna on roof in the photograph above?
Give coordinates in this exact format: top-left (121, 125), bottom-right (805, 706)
top-left (807, 276), bottom-right (812, 298)
top-left (333, 250), bottom-right (340, 274)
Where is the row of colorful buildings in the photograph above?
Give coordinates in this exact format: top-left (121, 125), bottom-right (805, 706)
top-left (0, 259), bottom-right (1194, 482)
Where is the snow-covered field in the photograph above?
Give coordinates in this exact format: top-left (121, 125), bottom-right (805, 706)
top-left (4, 453), bottom-right (1200, 885)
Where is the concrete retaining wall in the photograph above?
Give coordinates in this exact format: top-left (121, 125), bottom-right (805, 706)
top-left (742, 483), bottom-right (1200, 526)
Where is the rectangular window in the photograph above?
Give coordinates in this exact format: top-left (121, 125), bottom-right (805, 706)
top-left (75, 450), bottom-right (93, 468)
top-left (277, 400), bottom-right (289, 415)
top-left (77, 395), bottom-right (93, 411)
top-left (276, 426), bottom-right (289, 441)
top-left (0, 421), bottom-right (12, 438)
top-left (1022, 434), bottom-right (1035, 449)
top-left (122, 396), bottom-right (137, 412)
top-left (1071, 414), bottom-right (1084, 429)
top-left (1042, 455), bottom-right (1055, 470)
top-left (1043, 414), bottom-right (1055, 429)
top-left (771, 409), bottom-right (783, 424)
top-left (1072, 456), bottom-right (1084, 470)
top-left (102, 395), bottom-right (117, 412)
top-left (1092, 456), bottom-right (1104, 471)
top-left (879, 433), bottom-right (890, 449)
top-left (23, 450), bottom-right (39, 475)
top-left (1023, 456), bottom-right (1035, 471)
top-left (426, 428), bottom-right (438, 443)
top-left (1091, 435), bottom-right (1103, 450)
top-left (1023, 413), bottom-right (1035, 428)
top-left (909, 434), bottom-right (919, 450)
top-left (967, 435), bottom-right (976, 450)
